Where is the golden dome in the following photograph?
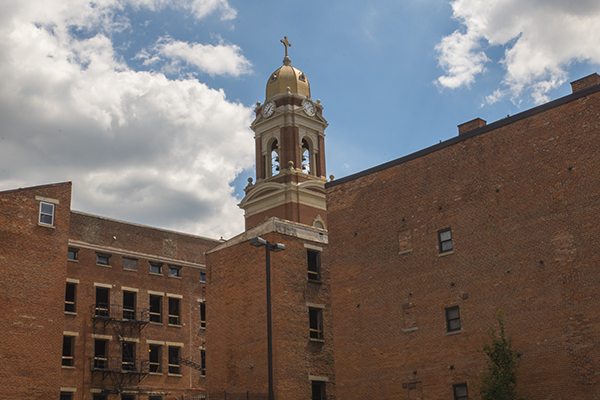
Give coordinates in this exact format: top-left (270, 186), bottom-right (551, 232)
top-left (266, 56), bottom-right (311, 99)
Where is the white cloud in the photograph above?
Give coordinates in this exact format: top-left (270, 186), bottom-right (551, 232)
top-left (139, 37), bottom-right (252, 77)
top-left (435, 0), bottom-right (600, 103)
top-left (0, 0), bottom-right (253, 238)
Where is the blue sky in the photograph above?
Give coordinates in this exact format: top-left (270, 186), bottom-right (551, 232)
top-left (1, 0), bottom-right (599, 238)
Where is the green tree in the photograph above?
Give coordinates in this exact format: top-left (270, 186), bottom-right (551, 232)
top-left (477, 310), bottom-right (526, 400)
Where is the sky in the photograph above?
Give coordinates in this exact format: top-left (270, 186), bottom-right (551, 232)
top-left (1, 0), bottom-right (599, 239)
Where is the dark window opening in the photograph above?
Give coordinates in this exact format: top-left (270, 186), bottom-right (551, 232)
top-left (60, 393), bottom-right (74, 400)
top-left (446, 306), bottom-right (461, 332)
top-left (149, 295), bottom-right (162, 323)
top-left (307, 249), bottom-right (321, 281)
top-left (67, 248), bottom-right (78, 260)
top-left (311, 381), bottom-right (326, 400)
top-left (200, 272), bottom-right (206, 282)
top-left (62, 336), bottom-right (74, 367)
top-left (168, 298), bottom-right (181, 325)
top-left (123, 290), bottom-right (136, 320)
top-left (122, 342), bottom-right (136, 371)
top-left (96, 253), bottom-right (110, 266)
top-left (438, 228), bottom-right (453, 253)
top-left (121, 395), bottom-right (135, 400)
top-left (302, 139), bottom-right (311, 174)
top-left (453, 383), bottom-right (469, 400)
top-left (169, 266), bottom-right (181, 277)
top-left (94, 339), bottom-right (108, 370)
top-left (150, 262), bottom-right (162, 274)
top-left (123, 258), bottom-right (137, 271)
top-left (168, 346), bottom-right (181, 375)
top-left (271, 140), bottom-right (280, 176)
top-left (65, 282), bottom-right (76, 313)
top-left (200, 301), bottom-right (206, 329)
top-left (149, 344), bottom-right (161, 373)
top-left (200, 347), bottom-right (206, 377)
top-left (309, 308), bottom-right (323, 340)
top-left (95, 287), bottom-right (109, 317)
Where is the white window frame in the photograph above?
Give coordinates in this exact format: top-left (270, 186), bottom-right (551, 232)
top-left (39, 201), bottom-right (55, 226)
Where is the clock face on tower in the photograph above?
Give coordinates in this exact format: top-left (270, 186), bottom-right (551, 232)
top-left (262, 101), bottom-right (275, 118)
top-left (302, 99), bottom-right (315, 116)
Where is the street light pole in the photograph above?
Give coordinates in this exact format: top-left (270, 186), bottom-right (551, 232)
top-left (249, 236), bottom-right (285, 400)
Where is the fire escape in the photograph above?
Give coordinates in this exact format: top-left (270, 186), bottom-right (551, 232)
top-left (90, 302), bottom-right (150, 396)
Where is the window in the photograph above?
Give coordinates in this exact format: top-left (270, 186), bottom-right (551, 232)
top-left (39, 201), bottom-right (54, 225)
top-left (65, 282), bottom-right (76, 313)
top-left (446, 306), bottom-right (461, 332)
top-left (122, 342), bottom-right (136, 371)
top-left (67, 248), bottom-right (78, 260)
top-left (95, 287), bottom-right (110, 317)
top-left (307, 249), bottom-right (321, 281)
top-left (270, 140), bottom-right (280, 176)
top-left (149, 344), bottom-right (162, 373)
top-left (149, 294), bottom-right (162, 323)
top-left (62, 336), bottom-right (74, 367)
top-left (168, 265), bottom-right (181, 277)
top-left (438, 228), bottom-right (453, 253)
top-left (453, 383), bottom-right (469, 400)
top-left (309, 308), bottom-right (323, 341)
top-left (311, 381), bottom-right (326, 400)
top-left (121, 395), bottom-right (135, 400)
top-left (123, 258), bottom-right (137, 271)
top-left (60, 393), bottom-right (74, 400)
top-left (123, 291), bottom-right (136, 320)
top-left (168, 346), bottom-right (181, 375)
top-left (150, 262), bottom-right (162, 274)
top-left (94, 339), bottom-right (108, 370)
top-left (200, 272), bottom-right (206, 282)
top-left (200, 301), bottom-right (206, 329)
top-left (93, 395), bottom-right (107, 400)
top-left (168, 298), bottom-right (181, 325)
top-left (96, 253), bottom-right (111, 266)
top-left (200, 347), bottom-right (206, 377)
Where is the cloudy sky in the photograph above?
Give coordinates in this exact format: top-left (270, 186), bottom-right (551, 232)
top-left (1, 0), bottom-right (599, 239)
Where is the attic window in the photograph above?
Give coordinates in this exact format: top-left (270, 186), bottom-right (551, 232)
top-left (270, 73), bottom-right (277, 82)
top-left (299, 73), bottom-right (306, 82)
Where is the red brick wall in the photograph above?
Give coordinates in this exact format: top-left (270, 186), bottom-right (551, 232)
top-left (0, 182), bottom-right (72, 399)
top-left (206, 225), bottom-right (335, 399)
top-left (326, 89), bottom-right (600, 399)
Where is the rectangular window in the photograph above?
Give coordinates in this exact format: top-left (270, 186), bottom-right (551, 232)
top-left (149, 294), bottom-right (162, 323)
top-left (93, 395), bottom-right (107, 400)
top-left (150, 262), bottom-right (162, 274)
top-left (94, 339), bottom-right (108, 370)
top-left (168, 265), bottom-right (181, 277)
top-left (200, 301), bottom-right (206, 329)
top-left (67, 248), bottom-right (78, 260)
top-left (200, 347), bottom-right (206, 377)
top-left (60, 393), bottom-right (74, 400)
top-left (200, 272), bottom-right (206, 282)
top-left (309, 308), bottom-right (324, 341)
top-left (62, 336), bottom-right (74, 367)
top-left (65, 282), bottom-right (76, 313)
top-left (446, 306), bottom-right (461, 332)
top-left (168, 298), bottom-right (181, 325)
top-left (39, 201), bottom-right (55, 225)
top-left (168, 346), bottom-right (181, 375)
top-left (95, 287), bottom-right (110, 317)
top-left (149, 344), bottom-right (162, 373)
top-left (453, 383), bottom-right (469, 400)
top-left (123, 291), bottom-right (136, 320)
top-left (96, 253), bottom-right (111, 266)
top-left (121, 395), bottom-right (135, 400)
top-left (311, 381), bottom-right (326, 400)
top-left (438, 228), bottom-right (453, 253)
top-left (123, 258), bottom-right (137, 271)
top-left (122, 342), bottom-right (136, 371)
top-left (307, 249), bottom-right (321, 281)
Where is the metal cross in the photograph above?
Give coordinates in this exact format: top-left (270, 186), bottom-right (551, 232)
top-left (281, 36), bottom-right (291, 57)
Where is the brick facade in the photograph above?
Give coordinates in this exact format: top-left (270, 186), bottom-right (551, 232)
top-left (326, 79), bottom-right (600, 399)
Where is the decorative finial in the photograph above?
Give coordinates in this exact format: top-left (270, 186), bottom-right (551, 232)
top-left (288, 161), bottom-right (294, 170)
top-left (281, 36), bottom-right (291, 57)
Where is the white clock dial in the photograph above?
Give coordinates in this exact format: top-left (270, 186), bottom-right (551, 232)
top-left (302, 100), bottom-right (315, 116)
top-left (262, 102), bottom-right (275, 117)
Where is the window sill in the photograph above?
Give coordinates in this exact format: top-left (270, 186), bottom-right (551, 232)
top-left (309, 338), bottom-right (325, 343)
top-left (64, 311), bottom-right (77, 316)
top-left (149, 321), bottom-right (163, 326)
top-left (398, 248), bottom-right (413, 255)
top-left (149, 272), bottom-right (163, 276)
top-left (123, 268), bottom-right (138, 272)
top-left (446, 330), bottom-right (462, 336)
top-left (438, 250), bottom-right (454, 257)
top-left (308, 279), bottom-right (322, 284)
top-left (402, 327), bottom-right (418, 333)
top-left (62, 366), bottom-right (75, 370)
top-left (96, 264), bottom-right (111, 268)
top-left (168, 275), bottom-right (182, 279)
top-left (168, 324), bottom-right (182, 328)
top-left (168, 373), bottom-right (182, 377)
top-left (200, 326), bottom-right (206, 330)
top-left (67, 259), bottom-right (79, 263)
top-left (38, 222), bottom-right (56, 229)
top-left (149, 372), bottom-right (163, 376)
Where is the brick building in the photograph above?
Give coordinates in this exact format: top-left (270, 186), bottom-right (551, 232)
top-left (325, 73), bottom-right (600, 399)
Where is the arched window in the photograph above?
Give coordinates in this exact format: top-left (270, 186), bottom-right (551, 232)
top-left (301, 139), bottom-right (311, 175)
top-left (271, 140), bottom-right (280, 176)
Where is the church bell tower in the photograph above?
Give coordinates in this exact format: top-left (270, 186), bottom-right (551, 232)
top-left (239, 37), bottom-right (328, 230)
